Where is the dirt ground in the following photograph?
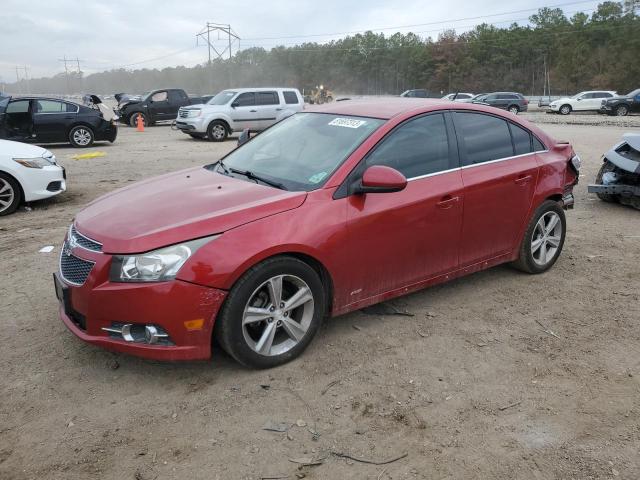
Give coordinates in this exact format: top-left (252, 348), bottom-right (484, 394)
top-left (1, 117), bottom-right (639, 480)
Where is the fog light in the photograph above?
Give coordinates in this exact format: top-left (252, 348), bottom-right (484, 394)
top-left (145, 325), bottom-right (169, 344)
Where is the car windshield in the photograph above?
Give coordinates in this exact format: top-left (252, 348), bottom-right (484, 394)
top-left (140, 91), bottom-right (151, 101)
top-left (474, 94), bottom-right (487, 101)
top-left (627, 89), bottom-right (640, 97)
top-left (570, 92), bottom-right (586, 99)
top-left (207, 91), bottom-right (237, 105)
top-left (208, 113), bottom-right (385, 191)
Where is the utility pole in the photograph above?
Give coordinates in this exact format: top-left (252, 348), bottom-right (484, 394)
top-left (196, 22), bottom-right (240, 90)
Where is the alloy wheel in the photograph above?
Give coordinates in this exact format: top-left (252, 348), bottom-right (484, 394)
top-left (616, 106), bottom-right (629, 116)
top-left (509, 106), bottom-right (519, 114)
top-left (0, 178), bottom-right (15, 213)
top-left (73, 128), bottom-right (92, 146)
top-left (211, 124), bottom-right (226, 140)
top-left (242, 274), bottom-right (314, 356)
top-left (531, 211), bottom-right (562, 266)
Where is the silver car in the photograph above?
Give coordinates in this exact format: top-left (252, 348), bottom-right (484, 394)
top-left (175, 87), bottom-right (304, 142)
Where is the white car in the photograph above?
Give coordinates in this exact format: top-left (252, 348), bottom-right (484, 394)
top-left (0, 140), bottom-right (66, 216)
top-left (442, 93), bottom-right (474, 101)
top-left (549, 91), bottom-right (617, 115)
top-left (175, 87), bottom-right (304, 142)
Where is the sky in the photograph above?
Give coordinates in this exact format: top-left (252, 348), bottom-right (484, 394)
top-left (0, 0), bottom-right (603, 83)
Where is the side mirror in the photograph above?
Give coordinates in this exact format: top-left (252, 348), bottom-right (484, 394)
top-left (355, 165), bottom-right (407, 194)
top-left (577, 97), bottom-right (582, 101)
top-left (231, 101), bottom-right (239, 108)
top-left (237, 128), bottom-right (251, 147)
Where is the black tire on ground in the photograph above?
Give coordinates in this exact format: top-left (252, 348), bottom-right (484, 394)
top-left (616, 105), bottom-right (629, 116)
top-left (0, 173), bottom-right (21, 216)
top-left (128, 113), bottom-right (147, 128)
top-left (68, 125), bottom-right (95, 148)
top-left (189, 133), bottom-right (205, 140)
top-left (512, 200), bottom-right (566, 274)
top-left (508, 105), bottom-right (520, 114)
top-left (214, 256), bottom-right (326, 368)
top-left (594, 160), bottom-right (618, 203)
top-left (207, 120), bottom-right (229, 142)
top-left (559, 104), bottom-right (572, 115)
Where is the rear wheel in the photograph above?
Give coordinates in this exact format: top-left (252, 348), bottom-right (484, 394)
top-left (616, 105), bottom-right (629, 116)
top-left (207, 120), bottom-right (228, 142)
top-left (508, 105), bottom-right (520, 114)
top-left (512, 200), bottom-right (566, 274)
top-left (68, 126), bottom-right (94, 148)
top-left (0, 173), bottom-right (21, 216)
top-left (595, 160), bottom-right (618, 203)
top-left (215, 256), bottom-right (325, 368)
top-left (559, 104), bottom-right (572, 115)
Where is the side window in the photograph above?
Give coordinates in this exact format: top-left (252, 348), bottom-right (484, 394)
top-left (234, 92), bottom-right (255, 107)
top-left (151, 91), bottom-right (168, 102)
top-left (35, 100), bottom-right (68, 113)
top-left (6, 100), bottom-right (30, 113)
top-left (602, 93), bottom-right (613, 98)
top-left (366, 114), bottom-right (450, 179)
top-left (510, 123), bottom-right (532, 155)
top-left (283, 91), bottom-right (299, 104)
top-left (455, 112), bottom-right (513, 165)
top-left (256, 91), bottom-right (278, 106)
top-left (533, 137), bottom-right (546, 152)
top-left (65, 102), bottom-right (78, 113)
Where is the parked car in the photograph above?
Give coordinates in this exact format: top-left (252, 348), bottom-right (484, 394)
top-left (442, 93), bottom-right (474, 101)
top-left (55, 99), bottom-right (578, 367)
top-left (0, 96), bottom-right (117, 148)
top-left (598, 88), bottom-right (640, 116)
top-left (400, 89), bottom-right (429, 98)
top-left (116, 88), bottom-right (209, 127)
top-left (472, 92), bottom-right (528, 114)
top-left (174, 88), bottom-right (304, 142)
top-left (0, 139), bottom-right (66, 215)
top-left (548, 91), bottom-right (617, 115)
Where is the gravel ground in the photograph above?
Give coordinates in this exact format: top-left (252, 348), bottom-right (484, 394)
top-left (1, 118), bottom-right (639, 480)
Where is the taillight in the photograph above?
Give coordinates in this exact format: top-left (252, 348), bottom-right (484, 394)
top-left (569, 154), bottom-right (581, 173)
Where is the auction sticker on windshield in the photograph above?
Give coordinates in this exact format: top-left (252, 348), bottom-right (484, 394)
top-left (328, 118), bottom-right (367, 128)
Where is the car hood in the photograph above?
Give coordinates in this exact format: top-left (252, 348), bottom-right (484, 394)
top-left (0, 139), bottom-right (50, 158)
top-left (74, 167), bottom-right (307, 254)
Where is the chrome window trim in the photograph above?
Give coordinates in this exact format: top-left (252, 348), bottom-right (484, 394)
top-left (407, 167), bottom-right (460, 181)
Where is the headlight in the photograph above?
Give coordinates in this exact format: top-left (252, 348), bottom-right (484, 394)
top-left (13, 157), bottom-right (55, 168)
top-left (109, 236), bottom-right (217, 282)
top-left (188, 109), bottom-right (202, 118)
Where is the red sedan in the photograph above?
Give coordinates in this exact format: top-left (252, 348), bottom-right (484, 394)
top-left (55, 99), bottom-right (579, 368)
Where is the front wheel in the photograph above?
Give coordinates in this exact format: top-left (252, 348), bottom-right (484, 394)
top-left (207, 120), bottom-right (228, 142)
top-left (0, 173), bottom-right (21, 216)
top-left (68, 126), bottom-right (94, 148)
top-left (512, 200), bottom-right (566, 274)
top-left (128, 113), bottom-right (147, 127)
top-left (559, 104), bottom-right (571, 115)
top-left (508, 105), bottom-right (520, 114)
top-left (215, 256), bottom-right (325, 368)
top-left (594, 160), bottom-right (618, 203)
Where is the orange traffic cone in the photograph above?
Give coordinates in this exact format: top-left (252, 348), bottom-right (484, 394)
top-left (136, 114), bottom-right (145, 132)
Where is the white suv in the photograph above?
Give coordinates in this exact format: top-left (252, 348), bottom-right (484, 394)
top-left (549, 91), bottom-right (617, 115)
top-left (175, 88), bottom-right (304, 141)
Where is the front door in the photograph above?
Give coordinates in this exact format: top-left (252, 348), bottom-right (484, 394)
top-left (343, 112), bottom-right (464, 305)
top-left (147, 90), bottom-right (171, 121)
top-left (3, 99), bottom-right (33, 141)
top-left (453, 111), bottom-right (539, 266)
top-left (229, 92), bottom-right (261, 132)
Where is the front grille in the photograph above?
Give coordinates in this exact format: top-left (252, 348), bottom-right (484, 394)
top-left (60, 249), bottom-right (95, 285)
top-left (71, 225), bottom-right (102, 252)
top-left (178, 109), bottom-right (189, 118)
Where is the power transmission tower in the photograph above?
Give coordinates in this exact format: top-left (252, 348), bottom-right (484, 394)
top-left (15, 65), bottom-right (30, 94)
top-left (196, 22), bottom-right (240, 89)
top-left (58, 55), bottom-right (84, 95)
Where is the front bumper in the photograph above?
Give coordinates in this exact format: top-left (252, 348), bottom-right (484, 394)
top-left (588, 183), bottom-right (640, 196)
top-left (55, 239), bottom-right (227, 361)
top-left (599, 105), bottom-right (615, 114)
top-left (175, 117), bottom-right (207, 134)
top-left (22, 165), bottom-right (66, 202)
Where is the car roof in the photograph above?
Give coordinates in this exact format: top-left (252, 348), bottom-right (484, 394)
top-left (223, 87), bottom-right (299, 93)
top-left (307, 97), bottom-right (514, 120)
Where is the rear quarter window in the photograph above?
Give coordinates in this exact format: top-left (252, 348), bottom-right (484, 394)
top-left (283, 91), bottom-right (299, 104)
top-left (510, 123), bottom-right (532, 155)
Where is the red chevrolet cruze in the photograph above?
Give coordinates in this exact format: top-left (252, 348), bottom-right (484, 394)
top-left (55, 99), bottom-right (579, 368)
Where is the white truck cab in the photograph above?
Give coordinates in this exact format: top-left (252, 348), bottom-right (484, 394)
top-left (175, 87), bottom-right (304, 141)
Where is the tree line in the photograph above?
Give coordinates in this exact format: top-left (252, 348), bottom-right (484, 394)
top-left (6, 1), bottom-right (640, 98)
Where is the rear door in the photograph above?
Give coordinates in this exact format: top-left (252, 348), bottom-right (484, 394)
top-left (344, 112), bottom-right (464, 303)
top-left (453, 111), bottom-right (539, 266)
top-left (32, 99), bottom-right (78, 142)
top-left (254, 91), bottom-right (280, 129)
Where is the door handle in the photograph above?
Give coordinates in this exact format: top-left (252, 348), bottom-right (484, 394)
top-left (276, 108), bottom-right (283, 111)
top-left (249, 109), bottom-right (257, 113)
top-left (436, 195), bottom-right (459, 209)
top-left (514, 175), bottom-right (533, 185)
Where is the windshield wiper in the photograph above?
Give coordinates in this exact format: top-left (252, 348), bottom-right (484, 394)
top-left (218, 159), bottom-right (286, 190)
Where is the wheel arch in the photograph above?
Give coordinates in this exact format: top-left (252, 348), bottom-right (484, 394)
top-left (207, 117), bottom-right (231, 134)
top-left (66, 121), bottom-right (95, 138)
top-left (0, 169), bottom-right (24, 203)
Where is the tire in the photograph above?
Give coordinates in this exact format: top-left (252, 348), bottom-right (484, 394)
top-left (189, 133), bottom-right (205, 140)
top-left (616, 105), bottom-right (629, 116)
top-left (559, 104), bottom-right (572, 115)
top-left (68, 125), bottom-right (94, 148)
top-left (508, 105), bottom-right (520, 114)
top-left (594, 160), bottom-right (618, 203)
top-left (207, 120), bottom-right (228, 142)
top-left (0, 173), bottom-right (21, 216)
top-left (128, 113), bottom-right (147, 128)
top-left (215, 256), bottom-right (326, 368)
top-left (512, 200), bottom-right (566, 274)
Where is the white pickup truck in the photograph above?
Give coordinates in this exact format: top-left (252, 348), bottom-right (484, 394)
top-left (175, 87), bottom-right (304, 141)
